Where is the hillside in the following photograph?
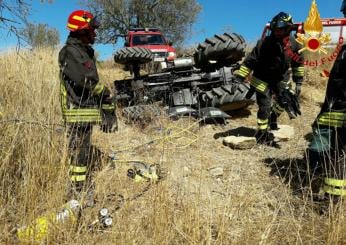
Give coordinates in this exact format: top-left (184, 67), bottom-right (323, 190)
top-left (0, 48), bottom-right (345, 244)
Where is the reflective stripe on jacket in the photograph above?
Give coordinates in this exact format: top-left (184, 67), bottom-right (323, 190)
top-left (60, 79), bottom-right (115, 124)
top-left (317, 111), bottom-right (346, 128)
top-left (250, 76), bottom-right (268, 93)
top-left (60, 80), bottom-right (102, 123)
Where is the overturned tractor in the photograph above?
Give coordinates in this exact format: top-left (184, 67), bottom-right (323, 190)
top-left (113, 32), bottom-right (255, 123)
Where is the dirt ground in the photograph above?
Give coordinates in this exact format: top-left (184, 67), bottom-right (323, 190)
top-left (83, 81), bottom-right (345, 243)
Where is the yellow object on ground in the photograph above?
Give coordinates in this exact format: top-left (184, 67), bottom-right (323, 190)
top-left (17, 200), bottom-right (80, 242)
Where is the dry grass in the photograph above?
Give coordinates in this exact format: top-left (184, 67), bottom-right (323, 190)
top-left (0, 47), bottom-right (345, 244)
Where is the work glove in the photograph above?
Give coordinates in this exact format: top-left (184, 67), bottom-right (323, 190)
top-left (100, 105), bottom-right (118, 133)
top-left (100, 89), bottom-right (118, 133)
top-left (233, 75), bottom-right (254, 100)
top-left (234, 74), bottom-right (255, 100)
top-left (277, 88), bottom-right (301, 119)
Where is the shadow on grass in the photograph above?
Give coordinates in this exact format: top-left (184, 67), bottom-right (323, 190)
top-left (227, 108), bottom-right (252, 119)
top-left (263, 156), bottom-right (322, 198)
top-left (304, 132), bottom-right (314, 142)
top-left (213, 126), bottom-right (256, 140)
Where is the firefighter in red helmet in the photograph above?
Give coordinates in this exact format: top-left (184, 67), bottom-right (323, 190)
top-left (58, 10), bottom-right (116, 201)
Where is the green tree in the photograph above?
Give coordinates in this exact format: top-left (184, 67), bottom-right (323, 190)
top-left (81, 0), bottom-right (201, 46)
top-left (23, 23), bottom-right (60, 48)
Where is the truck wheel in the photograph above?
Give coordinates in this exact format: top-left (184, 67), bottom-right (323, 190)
top-left (200, 82), bottom-right (255, 111)
top-left (114, 47), bottom-right (154, 65)
top-left (194, 32), bottom-right (246, 68)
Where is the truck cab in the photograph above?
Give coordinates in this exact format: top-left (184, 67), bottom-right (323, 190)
top-left (125, 28), bottom-right (177, 62)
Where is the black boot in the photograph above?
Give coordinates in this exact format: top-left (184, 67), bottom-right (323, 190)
top-left (66, 182), bottom-right (84, 202)
top-left (255, 130), bottom-right (280, 148)
top-left (314, 192), bottom-right (342, 215)
top-left (269, 112), bottom-right (279, 131)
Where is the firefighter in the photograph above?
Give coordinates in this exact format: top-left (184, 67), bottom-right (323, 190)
top-left (308, 1), bottom-right (346, 202)
top-left (236, 12), bottom-right (304, 146)
top-left (58, 10), bottom-right (116, 197)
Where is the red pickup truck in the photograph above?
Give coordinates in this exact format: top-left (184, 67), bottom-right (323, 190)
top-left (124, 28), bottom-right (177, 62)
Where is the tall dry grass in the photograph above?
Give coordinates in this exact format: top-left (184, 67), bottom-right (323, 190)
top-left (0, 47), bottom-right (70, 243)
top-left (0, 47), bottom-right (345, 244)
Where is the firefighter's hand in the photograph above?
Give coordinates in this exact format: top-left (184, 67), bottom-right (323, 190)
top-left (277, 89), bottom-right (301, 119)
top-left (100, 109), bottom-right (118, 133)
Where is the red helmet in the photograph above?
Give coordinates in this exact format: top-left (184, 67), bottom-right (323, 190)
top-left (67, 10), bottom-right (99, 32)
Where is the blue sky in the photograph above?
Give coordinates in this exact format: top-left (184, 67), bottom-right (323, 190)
top-left (0, 0), bottom-right (342, 60)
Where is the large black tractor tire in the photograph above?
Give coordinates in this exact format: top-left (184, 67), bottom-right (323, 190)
top-left (194, 33), bottom-right (246, 68)
top-left (200, 82), bottom-right (255, 112)
top-left (114, 47), bottom-right (154, 65)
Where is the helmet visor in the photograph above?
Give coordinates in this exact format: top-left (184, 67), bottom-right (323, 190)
top-left (275, 20), bottom-right (292, 29)
top-left (89, 16), bottom-right (100, 30)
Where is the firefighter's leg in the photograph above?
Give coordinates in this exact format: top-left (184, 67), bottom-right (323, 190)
top-left (255, 90), bottom-right (275, 145)
top-left (306, 127), bottom-right (331, 198)
top-left (68, 124), bottom-right (92, 194)
top-left (270, 79), bottom-right (292, 130)
top-left (84, 131), bottom-right (106, 207)
top-left (270, 102), bottom-right (285, 130)
top-left (322, 127), bottom-right (346, 201)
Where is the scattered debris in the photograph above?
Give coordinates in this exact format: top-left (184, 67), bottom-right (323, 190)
top-left (127, 161), bottom-right (160, 182)
top-left (208, 166), bottom-right (224, 178)
top-left (89, 208), bottom-right (113, 230)
top-left (16, 200), bottom-right (80, 242)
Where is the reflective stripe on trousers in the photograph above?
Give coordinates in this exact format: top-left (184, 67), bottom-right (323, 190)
top-left (70, 165), bottom-right (87, 182)
top-left (292, 66), bottom-right (304, 77)
top-left (68, 124), bottom-right (92, 189)
top-left (257, 118), bottom-right (269, 130)
top-left (323, 177), bottom-right (346, 196)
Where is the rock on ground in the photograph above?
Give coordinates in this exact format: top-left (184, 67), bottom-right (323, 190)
top-left (223, 136), bottom-right (256, 149)
top-left (222, 125), bottom-right (295, 149)
top-left (272, 125), bottom-right (294, 142)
